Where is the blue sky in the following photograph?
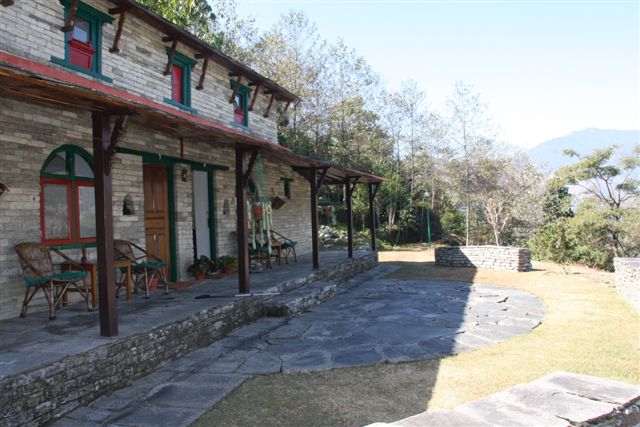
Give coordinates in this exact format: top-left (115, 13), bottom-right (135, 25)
top-left (235, 0), bottom-right (639, 149)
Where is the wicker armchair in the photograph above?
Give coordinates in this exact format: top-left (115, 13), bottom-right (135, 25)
top-left (270, 230), bottom-right (298, 264)
top-left (114, 240), bottom-right (168, 298)
top-left (14, 243), bottom-right (90, 320)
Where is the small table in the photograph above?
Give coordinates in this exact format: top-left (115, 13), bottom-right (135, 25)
top-left (62, 259), bottom-right (132, 308)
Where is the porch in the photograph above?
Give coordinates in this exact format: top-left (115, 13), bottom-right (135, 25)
top-left (0, 250), bottom-right (377, 426)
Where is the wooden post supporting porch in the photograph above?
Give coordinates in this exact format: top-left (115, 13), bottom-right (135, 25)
top-left (345, 177), bottom-right (359, 258)
top-left (235, 147), bottom-right (258, 294)
top-left (92, 113), bottom-right (117, 337)
top-left (368, 183), bottom-right (379, 251)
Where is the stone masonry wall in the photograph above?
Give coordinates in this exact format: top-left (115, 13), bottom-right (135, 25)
top-left (435, 246), bottom-right (532, 272)
top-left (614, 258), bottom-right (640, 313)
top-left (0, 97), bottom-right (315, 318)
top-left (0, 252), bottom-right (378, 427)
top-left (0, 0), bottom-right (279, 143)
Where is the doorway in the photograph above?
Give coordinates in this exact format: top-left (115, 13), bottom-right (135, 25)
top-left (192, 168), bottom-right (215, 260)
top-left (143, 164), bottom-right (171, 279)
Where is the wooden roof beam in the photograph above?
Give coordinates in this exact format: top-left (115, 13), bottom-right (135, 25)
top-left (249, 83), bottom-right (261, 111)
top-left (163, 39), bottom-right (178, 75)
top-left (263, 93), bottom-right (275, 118)
top-left (196, 57), bottom-right (209, 90)
top-left (109, 11), bottom-right (127, 53)
top-left (61, 0), bottom-right (79, 32)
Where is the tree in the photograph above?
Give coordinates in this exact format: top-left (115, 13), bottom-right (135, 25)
top-left (445, 82), bottom-right (494, 245)
top-left (557, 145), bottom-right (640, 258)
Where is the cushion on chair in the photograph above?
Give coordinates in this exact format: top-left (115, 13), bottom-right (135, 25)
top-left (283, 241), bottom-right (298, 248)
top-left (132, 261), bottom-right (165, 271)
top-left (24, 271), bottom-right (87, 287)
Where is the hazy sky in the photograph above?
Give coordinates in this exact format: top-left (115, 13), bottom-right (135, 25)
top-left (235, 0), bottom-right (639, 149)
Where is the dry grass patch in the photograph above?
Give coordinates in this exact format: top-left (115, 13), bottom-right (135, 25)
top-left (193, 250), bottom-right (639, 427)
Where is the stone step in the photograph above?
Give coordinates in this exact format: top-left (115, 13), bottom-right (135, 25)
top-left (263, 281), bottom-right (337, 317)
top-left (367, 371), bottom-right (640, 427)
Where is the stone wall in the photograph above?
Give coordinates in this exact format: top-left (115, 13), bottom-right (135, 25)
top-left (435, 245), bottom-right (532, 272)
top-left (614, 258), bottom-right (640, 312)
top-left (0, 98), bottom-right (313, 319)
top-left (0, 0), bottom-right (280, 143)
top-left (0, 252), bottom-right (378, 427)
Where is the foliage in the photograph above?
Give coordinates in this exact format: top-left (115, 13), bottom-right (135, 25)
top-left (216, 256), bottom-right (238, 271)
top-left (187, 255), bottom-right (216, 277)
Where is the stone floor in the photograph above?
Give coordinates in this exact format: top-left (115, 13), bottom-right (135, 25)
top-left (369, 371), bottom-right (640, 427)
top-left (55, 265), bottom-right (546, 426)
top-left (0, 250), bottom-right (370, 380)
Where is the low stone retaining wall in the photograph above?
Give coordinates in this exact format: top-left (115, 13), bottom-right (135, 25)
top-left (0, 252), bottom-right (378, 427)
top-left (614, 258), bottom-right (640, 313)
top-left (435, 245), bottom-right (532, 272)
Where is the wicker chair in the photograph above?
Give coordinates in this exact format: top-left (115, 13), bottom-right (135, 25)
top-left (114, 240), bottom-right (168, 298)
top-left (270, 230), bottom-right (298, 264)
top-left (14, 243), bottom-right (90, 320)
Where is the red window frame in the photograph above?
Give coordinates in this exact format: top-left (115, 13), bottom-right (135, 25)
top-left (40, 177), bottom-right (74, 245)
top-left (40, 178), bottom-right (96, 246)
top-left (171, 64), bottom-right (184, 104)
top-left (74, 180), bottom-right (96, 244)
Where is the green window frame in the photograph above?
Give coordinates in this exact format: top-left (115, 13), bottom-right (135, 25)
top-left (230, 80), bottom-right (250, 128)
top-left (40, 145), bottom-right (96, 249)
top-left (164, 48), bottom-right (197, 111)
top-left (51, 0), bottom-right (114, 82)
top-left (281, 177), bottom-right (293, 199)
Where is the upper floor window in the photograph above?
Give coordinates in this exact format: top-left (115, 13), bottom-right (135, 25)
top-left (40, 145), bottom-right (96, 246)
top-left (165, 49), bottom-right (197, 110)
top-left (51, 0), bottom-right (114, 81)
top-left (230, 80), bottom-right (250, 127)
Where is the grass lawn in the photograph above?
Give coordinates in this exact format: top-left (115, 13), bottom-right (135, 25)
top-left (192, 250), bottom-right (640, 427)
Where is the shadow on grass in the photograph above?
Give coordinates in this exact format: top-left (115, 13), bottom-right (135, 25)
top-left (193, 258), bottom-right (480, 427)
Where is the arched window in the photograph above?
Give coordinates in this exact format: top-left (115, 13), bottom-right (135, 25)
top-left (40, 145), bottom-right (96, 246)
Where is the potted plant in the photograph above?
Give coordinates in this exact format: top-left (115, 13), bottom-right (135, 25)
top-left (217, 256), bottom-right (238, 274)
top-left (187, 256), bottom-right (214, 280)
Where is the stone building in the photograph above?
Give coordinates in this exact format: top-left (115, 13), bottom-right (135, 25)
top-left (0, 0), bottom-right (382, 323)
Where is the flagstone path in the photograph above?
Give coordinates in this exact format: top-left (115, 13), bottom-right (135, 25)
top-left (55, 265), bottom-right (545, 426)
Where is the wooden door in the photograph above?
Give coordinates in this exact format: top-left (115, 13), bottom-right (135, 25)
top-left (143, 164), bottom-right (171, 279)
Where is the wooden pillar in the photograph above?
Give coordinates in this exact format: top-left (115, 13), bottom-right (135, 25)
top-left (368, 183), bottom-right (377, 251)
top-left (346, 178), bottom-right (354, 258)
top-left (310, 168), bottom-right (320, 269)
top-left (235, 147), bottom-right (250, 293)
top-left (92, 113), bottom-right (118, 337)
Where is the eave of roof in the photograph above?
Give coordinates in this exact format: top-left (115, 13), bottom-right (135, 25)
top-left (0, 50), bottom-right (383, 185)
top-left (109, 0), bottom-right (299, 103)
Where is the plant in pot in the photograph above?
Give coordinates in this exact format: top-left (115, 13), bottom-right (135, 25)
top-left (217, 256), bottom-right (238, 274)
top-left (187, 256), bottom-right (214, 280)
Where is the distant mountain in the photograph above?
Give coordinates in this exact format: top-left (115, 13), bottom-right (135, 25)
top-left (527, 128), bottom-right (639, 172)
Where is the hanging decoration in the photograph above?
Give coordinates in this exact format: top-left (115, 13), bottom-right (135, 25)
top-left (247, 153), bottom-right (273, 254)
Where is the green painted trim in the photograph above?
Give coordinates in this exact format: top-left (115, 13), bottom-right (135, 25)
top-left (60, 0), bottom-right (115, 24)
top-left (116, 147), bottom-right (229, 171)
top-left (50, 57), bottom-right (113, 82)
top-left (208, 169), bottom-right (217, 259)
top-left (165, 48), bottom-right (195, 107)
top-left (164, 47), bottom-right (198, 67)
top-left (190, 165), bottom-right (218, 260)
top-left (167, 166), bottom-right (178, 282)
top-left (230, 80), bottom-right (250, 127)
top-left (57, 0), bottom-right (113, 78)
top-left (163, 98), bottom-right (197, 113)
top-left (51, 242), bottom-right (97, 250)
top-left (41, 144), bottom-right (94, 176)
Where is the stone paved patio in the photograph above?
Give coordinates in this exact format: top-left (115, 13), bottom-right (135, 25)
top-left (56, 264), bottom-right (545, 426)
top-left (369, 371), bottom-right (640, 427)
